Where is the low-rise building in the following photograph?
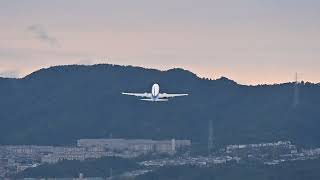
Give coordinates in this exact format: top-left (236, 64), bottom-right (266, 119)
top-left (77, 138), bottom-right (191, 154)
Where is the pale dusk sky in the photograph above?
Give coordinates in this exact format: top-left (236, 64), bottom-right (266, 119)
top-left (1, 0), bottom-right (320, 84)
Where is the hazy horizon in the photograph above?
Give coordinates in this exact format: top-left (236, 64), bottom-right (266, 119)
top-left (1, 0), bottom-right (320, 85)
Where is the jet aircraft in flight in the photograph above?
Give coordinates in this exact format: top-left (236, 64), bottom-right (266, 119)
top-left (122, 83), bottom-right (188, 101)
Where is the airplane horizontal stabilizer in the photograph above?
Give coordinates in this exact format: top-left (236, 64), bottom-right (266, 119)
top-left (140, 99), bottom-right (168, 102)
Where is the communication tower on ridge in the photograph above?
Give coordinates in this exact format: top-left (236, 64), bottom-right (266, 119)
top-left (293, 72), bottom-right (300, 108)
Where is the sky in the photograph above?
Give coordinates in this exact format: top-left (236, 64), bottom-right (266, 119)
top-left (0, 0), bottom-right (320, 85)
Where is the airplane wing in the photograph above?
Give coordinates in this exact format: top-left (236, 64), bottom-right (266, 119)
top-left (122, 92), bottom-right (152, 98)
top-left (158, 93), bottom-right (188, 98)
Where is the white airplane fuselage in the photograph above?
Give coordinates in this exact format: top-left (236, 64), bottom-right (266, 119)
top-left (151, 83), bottom-right (160, 100)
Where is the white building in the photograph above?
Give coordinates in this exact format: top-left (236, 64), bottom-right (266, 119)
top-left (77, 138), bottom-right (191, 154)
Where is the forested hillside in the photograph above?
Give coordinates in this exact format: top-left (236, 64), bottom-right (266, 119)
top-left (0, 64), bottom-right (319, 147)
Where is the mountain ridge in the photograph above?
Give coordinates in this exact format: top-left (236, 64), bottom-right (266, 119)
top-left (0, 64), bottom-right (320, 148)
top-left (3, 64), bottom-right (315, 86)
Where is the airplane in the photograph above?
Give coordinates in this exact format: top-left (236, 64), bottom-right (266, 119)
top-left (122, 83), bottom-right (188, 101)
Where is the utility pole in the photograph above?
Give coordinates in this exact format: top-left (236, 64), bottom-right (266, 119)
top-left (109, 168), bottom-right (113, 179)
top-left (208, 120), bottom-right (214, 154)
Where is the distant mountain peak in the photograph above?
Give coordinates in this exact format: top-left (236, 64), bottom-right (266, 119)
top-left (215, 76), bottom-right (237, 85)
top-left (165, 68), bottom-right (198, 77)
top-left (23, 64), bottom-right (199, 81)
